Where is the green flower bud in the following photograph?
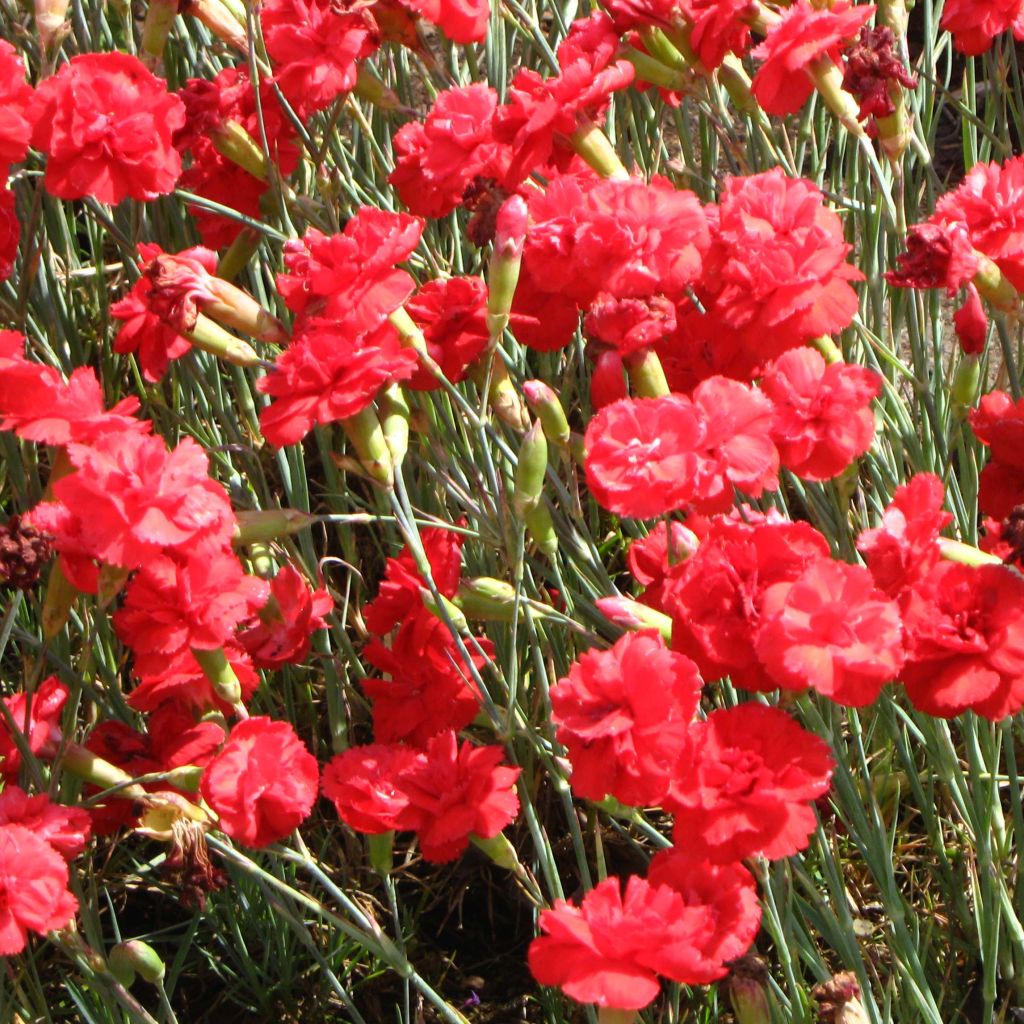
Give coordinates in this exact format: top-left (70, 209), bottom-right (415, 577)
top-left (109, 941), bottom-right (166, 987)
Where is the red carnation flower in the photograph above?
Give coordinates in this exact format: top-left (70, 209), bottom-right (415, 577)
top-left (663, 513), bottom-right (830, 690)
top-left (261, 0), bottom-right (378, 117)
top-left (626, 521), bottom-right (700, 609)
top-left (0, 824), bottom-right (78, 954)
top-left (856, 473), bottom-right (951, 598)
top-left (31, 52), bottom-right (185, 204)
top-left (667, 703), bottom-right (834, 862)
top-left (0, 40), bottom-right (34, 174)
top-left (900, 562), bottom-right (1024, 720)
top-left (321, 743), bottom-right (422, 834)
top-left (37, 432), bottom-right (235, 570)
top-left (680, 0), bottom-right (757, 70)
top-left (363, 525), bottom-right (465, 635)
top-left (584, 396), bottom-right (706, 519)
top-left (257, 319), bottom-right (418, 448)
top-left (238, 565), bottom-right (332, 670)
top-left (201, 717), bottom-right (319, 848)
top-left (0, 188), bottom-right (18, 283)
top-left (363, 611), bottom-right (489, 747)
top-left (941, 0), bottom-right (1024, 57)
top-left (751, 0), bottom-right (874, 117)
top-left (585, 293), bottom-right (677, 356)
top-left (762, 348), bottom-right (880, 481)
top-left (1, 676), bottom-right (68, 782)
top-left (550, 632), bottom-right (702, 806)
top-left (0, 787), bottom-right (92, 862)
top-left (971, 391), bottom-right (1024, 520)
top-left (842, 25), bottom-right (918, 123)
top-left (405, 276), bottom-right (490, 388)
top-left (400, 731), bottom-right (520, 863)
top-left (756, 560), bottom-right (905, 707)
top-left (147, 704), bottom-right (227, 771)
top-left (885, 222), bottom-right (979, 294)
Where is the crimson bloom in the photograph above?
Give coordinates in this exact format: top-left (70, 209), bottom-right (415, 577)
top-left (940, 0), bottom-right (1024, 57)
top-left (761, 348), bottom-right (880, 481)
top-left (550, 632), bottom-right (702, 807)
top-left (680, 0), bottom-right (757, 71)
top-left (756, 560), bottom-right (905, 707)
top-left (667, 703), bottom-right (834, 862)
top-left (201, 717), bottom-right (319, 847)
top-left (321, 743), bottom-right (422, 834)
top-left (405, 276), bottom-right (490, 388)
top-left (126, 643), bottom-right (260, 715)
top-left (399, 731), bottom-right (519, 863)
top-left (751, 1), bottom-right (875, 117)
top-left (0, 188), bottom-right (17, 283)
top-left (626, 521), bottom-right (699, 609)
top-left (0, 40), bottom-right (34, 173)
top-left (971, 391), bottom-right (1024, 521)
top-left (0, 824), bottom-right (78, 954)
top-left (31, 53), bottom-right (185, 204)
top-left (0, 787), bottom-right (92, 862)
top-left (0, 677), bottom-right (68, 781)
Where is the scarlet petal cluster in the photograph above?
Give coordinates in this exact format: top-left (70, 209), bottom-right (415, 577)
top-left (321, 744), bottom-right (421, 834)
top-left (0, 40), bottom-right (34, 173)
top-left (971, 391), bottom-right (1024, 521)
top-left (0, 677), bottom-right (68, 781)
top-left (940, 0), bottom-right (1024, 57)
top-left (201, 717), bottom-right (319, 848)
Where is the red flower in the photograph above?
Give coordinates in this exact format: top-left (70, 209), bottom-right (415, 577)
top-left (954, 285), bottom-right (989, 354)
top-left (400, 731), bottom-right (520, 862)
top-left (37, 433), bottom-right (235, 570)
top-left (321, 743), bottom-right (422, 834)
top-left (238, 565), bottom-right (332, 670)
top-left (261, 0), bottom-right (378, 116)
top-left (756, 560), bottom-right (905, 707)
top-left (842, 25), bottom-right (918, 122)
top-left (900, 562), bottom-right (1024, 720)
top-left (971, 391), bottom-right (1024, 520)
top-left (0, 40), bottom-right (34, 173)
top-left (886, 222), bottom-right (979, 294)
top-left (402, 0), bottom-right (490, 43)
top-left (0, 824), bottom-right (78, 954)
top-left (114, 549), bottom-right (269, 671)
top-left (0, 331), bottom-right (147, 446)
top-left (0, 188), bottom-right (18, 283)
top-left (940, 0), bottom-right (1024, 57)
top-left (626, 521), bottom-right (699, 608)
top-left (201, 717), bottom-right (319, 848)
top-left (31, 53), bottom-right (185, 204)
top-left (405, 276), bottom-right (490, 388)
top-left (584, 396), bottom-right (706, 519)
top-left (667, 703), bottom-right (834, 862)
top-left (528, 866), bottom-right (759, 1009)
top-left (856, 474), bottom-right (951, 598)
top-left (147, 704), bottom-right (227, 771)
top-left (125, 643), bottom-right (259, 715)
top-left (589, 348), bottom-right (629, 409)
top-left (751, 0), bottom-right (874, 116)
top-left (550, 632), bottom-right (702, 806)
top-left (690, 376), bottom-right (779, 512)
top-left (681, 0), bottom-right (757, 70)
top-left (390, 85), bottom-right (509, 219)
top-left (363, 611), bottom-right (488, 747)
top-left (663, 513), bottom-right (829, 691)
top-left (363, 525), bottom-right (464, 635)
top-left (761, 348), bottom-right (880, 481)
top-left (1, 676), bottom-right (68, 782)
top-left (257, 320), bottom-right (418, 448)
top-left (0, 787), bottom-right (92, 862)
top-left (585, 294), bottom-right (677, 355)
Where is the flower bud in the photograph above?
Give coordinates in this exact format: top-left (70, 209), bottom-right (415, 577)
top-left (591, 349), bottom-right (628, 409)
top-left (342, 407), bottom-right (394, 487)
top-left (483, 355), bottom-right (530, 432)
top-left (808, 58), bottom-right (868, 139)
top-left (512, 421), bottom-right (548, 518)
top-left (951, 354), bottom-right (981, 411)
top-left (624, 348), bottom-right (670, 398)
top-left (487, 195), bottom-right (528, 338)
top-left (380, 384), bottom-right (410, 468)
top-left (109, 941), bottom-right (166, 987)
top-left (594, 597), bottom-right (672, 642)
top-left (470, 831), bottom-right (522, 872)
top-left (420, 588), bottom-right (470, 635)
top-left (185, 0), bottom-right (248, 52)
top-left (525, 502), bottom-right (558, 558)
top-left (455, 577), bottom-right (518, 621)
top-left (522, 380), bottom-right (571, 449)
top-left (233, 508), bottom-right (317, 546)
top-left (726, 956), bottom-right (772, 1024)
top-left (812, 971), bottom-right (870, 1024)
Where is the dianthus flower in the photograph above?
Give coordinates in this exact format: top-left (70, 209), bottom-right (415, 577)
top-left (390, 85), bottom-right (511, 218)
top-left (0, 40), bottom-right (34, 173)
top-left (971, 391), bottom-right (1024, 521)
top-left (31, 53), bottom-right (185, 203)
top-left (363, 525), bottom-right (465, 635)
top-left (626, 521), bottom-right (700, 608)
top-left (401, 0), bottom-right (490, 42)
top-left (238, 565), bottom-right (332, 670)
top-left (399, 730), bottom-right (520, 863)
top-left (201, 717), bottom-right (319, 847)
top-left (662, 513), bottom-right (830, 690)
top-left (940, 0), bottom-right (1024, 57)
top-left (761, 348), bottom-right (880, 481)
top-left (550, 632), bottom-right (702, 806)
top-left (0, 786), bottom-right (92, 861)
top-left (584, 396), bottom-right (707, 519)
top-left (261, 0), bottom-right (378, 117)
top-left (126, 643), bottom-right (260, 715)
top-left (667, 703), bottom-right (834, 862)
top-left (0, 189), bottom-right (18, 283)
top-left (257, 319), bottom-right (419, 448)
top-left (321, 743), bottom-right (422, 834)
top-left (842, 25), bottom-right (918, 123)
top-left (363, 611), bottom-right (488, 747)
top-left (0, 676), bottom-right (68, 782)
top-left (528, 864), bottom-right (759, 1010)
top-left (113, 548), bottom-right (269, 672)
top-left (34, 432), bottom-right (235, 570)
top-left (681, 0), bottom-right (758, 70)
top-left (585, 293), bottom-right (677, 355)
top-left (405, 276), bottom-right (490, 388)
top-left (885, 222), bottom-right (979, 294)
top-left (0, 331), bottom-right (148, 446)
top-left (756, 560), bottom-right (905, 706)
top-left (0, 824), bottom-right (78, 954)
top-left (900, 562), bottom-right (1024, 720)
top-left (751, 0), bottom-right (875, 117)
top-left (110, 244), bottom-right (198, 381)
top-left (277, 212), bottom-right (424, 330)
